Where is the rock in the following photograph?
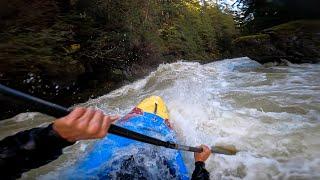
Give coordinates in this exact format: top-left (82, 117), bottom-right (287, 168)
top-left (232, 20), bottom-right (320, 64)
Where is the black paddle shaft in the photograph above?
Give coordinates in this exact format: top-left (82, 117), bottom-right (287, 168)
top-left (0, 84), bottom-right (203, 153)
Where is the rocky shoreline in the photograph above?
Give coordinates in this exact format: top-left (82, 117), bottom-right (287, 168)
top-left (232, 20), bottom-right (320, 64)
top-left (0, 59), bottom-right (163, 120)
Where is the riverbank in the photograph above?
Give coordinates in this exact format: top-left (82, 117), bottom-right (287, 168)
top-left (232, 20), bottom-right (320, 64)
top-left (1, 1), bottom-right (319, 119)
top-left (0, 0), bottom-right (237, 119)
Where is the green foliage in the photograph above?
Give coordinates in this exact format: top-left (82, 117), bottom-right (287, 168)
top-left (0, 0), bottom-right (238, 115)
top-left (155, 0), bottom-right (237, 60)
top-left (233, 34), bottom-right (270, 44)
top-left (74, 0), bottom-right (237, 61)
top-left (0, 0), bottom-right (237, 80)
top-left (266, 20), bottom-right (320, 34)
top-left (235, 0), bottom-right (319, 33)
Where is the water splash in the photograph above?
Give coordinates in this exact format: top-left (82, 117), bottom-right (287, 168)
top-left (1, 57), bottom-right (319, 179)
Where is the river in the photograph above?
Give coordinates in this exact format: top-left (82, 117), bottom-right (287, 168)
top-left (1, 57), bottom-right (319, 179)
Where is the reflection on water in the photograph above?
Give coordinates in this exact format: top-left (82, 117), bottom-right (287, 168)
top-left (1, 57), bottom-right (319, 179)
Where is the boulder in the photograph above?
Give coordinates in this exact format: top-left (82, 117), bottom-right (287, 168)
top-left (232, 20), bottom-right (320, 64)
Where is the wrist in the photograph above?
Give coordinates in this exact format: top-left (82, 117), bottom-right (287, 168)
top-left (195, 158), bottom-right (205, 162)
top-left (195, 161), bottom-right (205, 168)
top-left (42, 124), bottom-right (75, 147)
top-left (52, 123), bottom-right (76, 143)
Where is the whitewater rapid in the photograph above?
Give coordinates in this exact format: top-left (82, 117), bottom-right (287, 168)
top-left (1, 57), bottom-right (319, 179)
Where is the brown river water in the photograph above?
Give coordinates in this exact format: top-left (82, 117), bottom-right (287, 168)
top-left (1, 57), bottom-right (319, 179)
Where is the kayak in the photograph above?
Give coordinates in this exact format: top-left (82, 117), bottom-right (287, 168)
top-left (64, 96), bottom-right (189, 179)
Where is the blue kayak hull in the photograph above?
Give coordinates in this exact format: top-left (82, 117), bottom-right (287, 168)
top-left (64, 110), bottom-right (189, 179)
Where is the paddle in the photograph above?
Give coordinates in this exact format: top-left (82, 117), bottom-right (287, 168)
top-left (0, 84), bottom-right (237, 155)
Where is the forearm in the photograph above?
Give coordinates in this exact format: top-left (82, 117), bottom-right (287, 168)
top-left (0, 124), bottom-right (74, 179)
top-left (191, 161), bottom-right (210, 180)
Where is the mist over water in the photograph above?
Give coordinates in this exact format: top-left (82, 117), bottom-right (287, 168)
top-left (1, 57), bottom-right (319, 179)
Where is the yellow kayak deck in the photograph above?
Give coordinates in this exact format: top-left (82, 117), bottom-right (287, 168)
top-left (136, 96), bottom-right (169, 120)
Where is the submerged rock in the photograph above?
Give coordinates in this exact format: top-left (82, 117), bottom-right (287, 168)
top-left (232, 20), bottom-right (320, 64)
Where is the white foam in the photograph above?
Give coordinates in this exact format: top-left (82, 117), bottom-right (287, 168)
top-left (4, 58), bottom-right (319, 179)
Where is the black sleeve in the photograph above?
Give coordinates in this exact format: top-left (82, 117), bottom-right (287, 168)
top-left (191, 161), bottom-right (210, 180)
top-left (0, 124), bottom-right (74, 179)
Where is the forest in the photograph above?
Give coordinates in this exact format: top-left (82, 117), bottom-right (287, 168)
top-left (0, 0), bottom-right (319, 118)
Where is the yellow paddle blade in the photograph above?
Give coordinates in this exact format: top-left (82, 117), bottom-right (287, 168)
top-left (211, 145), bottom-right (238, 155)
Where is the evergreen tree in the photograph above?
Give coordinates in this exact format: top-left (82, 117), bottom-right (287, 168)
top-left (235, 0), bottom-right (320, 33)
